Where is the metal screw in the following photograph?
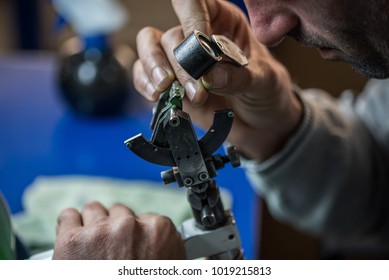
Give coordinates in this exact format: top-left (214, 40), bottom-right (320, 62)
top-left (198, 172), bottom-right (209, 181)
top-left (169, 114), bottom-right (180, 127)
top-left (201, 206), bottom-right (216, 227)
top-left (184, 177), bottom-right (194, 186)
top-left (202, 215), bottom-right (216, 228)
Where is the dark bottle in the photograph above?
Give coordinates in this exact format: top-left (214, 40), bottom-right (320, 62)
top-left (57, 35), bottom-right (130, 116)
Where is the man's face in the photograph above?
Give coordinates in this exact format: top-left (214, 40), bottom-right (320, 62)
top-left (243, 0), bottom-right (389, 78)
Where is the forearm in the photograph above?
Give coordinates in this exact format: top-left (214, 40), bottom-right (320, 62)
top-left (242, 89), bottom-right (389, 245)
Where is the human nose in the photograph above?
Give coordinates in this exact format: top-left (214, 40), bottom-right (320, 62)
top-left (244, 2), bottom-right (299, 47)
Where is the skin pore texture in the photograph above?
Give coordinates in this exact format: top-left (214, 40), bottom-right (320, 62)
top-left (244, 0), bottom-right (389, 78)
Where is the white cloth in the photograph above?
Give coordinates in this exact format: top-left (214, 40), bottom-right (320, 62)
top-left (12, 175), bottom-right (232, 254)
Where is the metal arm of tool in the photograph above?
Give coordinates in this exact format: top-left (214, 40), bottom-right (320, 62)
top-left (124, 81), bottom-right (243, 259)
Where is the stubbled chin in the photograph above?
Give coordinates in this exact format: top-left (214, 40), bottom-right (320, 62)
top-left (318, 48), bottom-right (341, 60)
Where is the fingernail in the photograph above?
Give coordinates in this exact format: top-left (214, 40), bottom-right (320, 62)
top-left (203, 66), bottom-right (228, 89)
top-left (185, 82), bottom-right (198, 101)
top-left (152, 67), bottom-right (169, 89)
top-left (145, 82), bottom-right (156, 100)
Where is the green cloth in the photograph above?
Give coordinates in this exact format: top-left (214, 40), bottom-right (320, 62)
top-left (12, 175), bottom-right (232, 254)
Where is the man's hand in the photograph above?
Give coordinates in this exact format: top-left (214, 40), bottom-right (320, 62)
top-left (133, 0), bottom-right (303, 161)
top-left (52, 201), bottom-right (186, 260)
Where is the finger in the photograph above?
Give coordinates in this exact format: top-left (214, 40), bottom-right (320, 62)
top-left (173, 0), bottom-right (251, 52)
top-left (137, 212), bottom-right (159, 221)
top-left (172, 0), bottom-right (212, 36)
top-left (160, 27), bottom-right (209, 106)
top-left (133, 59), bottom-right (159, 101)
top-left (137, 213), bottom-right (177, 232)
top-left (108, 203), bottom-right (137, 219)
top-left (138, 213), bottom-right (180, 230)
top-left (172, 0), bottom-right (245, 36)
top-left (137, 213), bottom-right (186, 259)
top-left (136, 27), bottom-right (175, 93)
top-left (201, 62), bottom-right (252, 95)
top-left (137, 213), bottom-right (180, 241)
top-left (204, 48), bottom-right (290, 101)
top-left (56, 208), bottom-right (82, 236)
top-left (81, 201), bottom-right (109, 226)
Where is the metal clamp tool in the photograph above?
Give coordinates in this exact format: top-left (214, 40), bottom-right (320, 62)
top-left (125, 30), bottom-right (248, 259)
top-left (124, 82), bottom-right (243, 259)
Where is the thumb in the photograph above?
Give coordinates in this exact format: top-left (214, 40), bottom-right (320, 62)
top-left (201, 63), bottom-right (252, 95)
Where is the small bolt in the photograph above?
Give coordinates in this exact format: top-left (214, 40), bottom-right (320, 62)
top-left (227, 111), bottom-right (235, 118)
top-left (184, 177), bottom-right (194, 186)
top-left (169, 115), bottom-right (180, 127)
top-left (201, 206), bottom-right (216, 227)
top-left (202, 215), bottom-right (216, 227)
top-left (198, 172), bottom-right (209, 181)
